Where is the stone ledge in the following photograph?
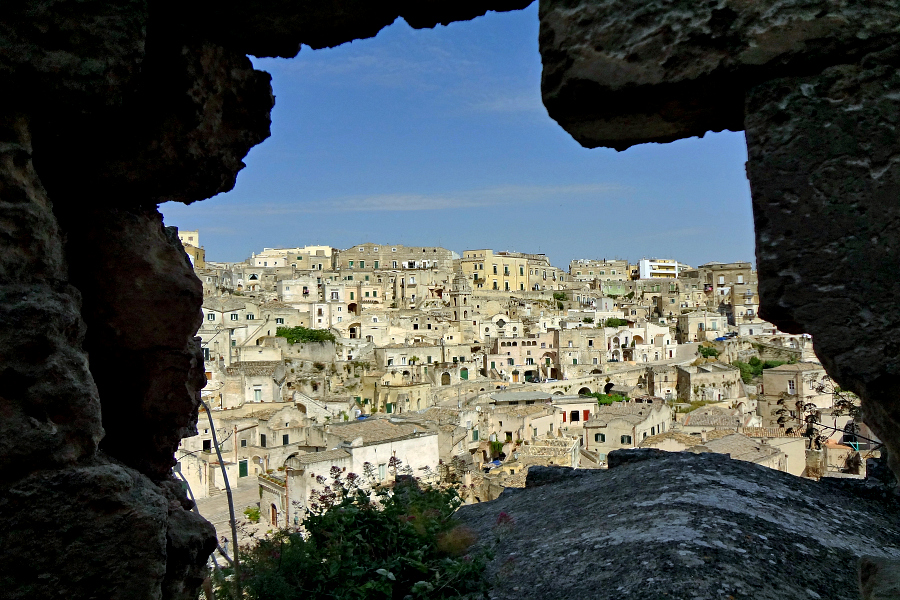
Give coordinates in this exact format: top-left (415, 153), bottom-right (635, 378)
top-left (456, 451), bottom-right (900, 600)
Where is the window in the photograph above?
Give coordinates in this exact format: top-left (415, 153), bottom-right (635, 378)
top-left (246, 314), bottom-right (254, 320)
top-left (378, 463), bottom-right (387, 480)
top-left (594, 433), bottom-right (606, 443)
top-left (588, 339), bottom-right (593, 346)
top-left (360, 261), bottom-right (365, 268)
top-left (207, 313), bottom-right (215, 321)
top-left (374, 260), bottom-right (379, 268)
top-left (240, 439), bottom-right (247, 447)
top-left (230, 313), bottom-right (238, 321)
top-left (275, 317), bottom-right (284, 324)
top-left (570, 410), bottom-right (580, 422)
top-left (350, 292), bottom-right (354, 300)
top-left (392, 261), bottom-right (398, 268)
top-left (520, 266), bottom-right (524, 276)
top-left (472, 430), bottom-right (479, 441)
top-left (282, 434), bottom-right (289, 445)
top-left (788, 380), bottom-right (796, 394)
top-left (392, 248), bottom-right (397, 252)
top-left (260, 434), bottom-right (266, 448)
top-left (718, 275), bottom-right (725, 284)
top-left (621, 435), bottom-right (632, 445)
top-left (253, 387), bottom-right (262, 402)
top-left (349, 261), bottom-right (354, 268)
top-left (493, 265), bottom-right (498, 274)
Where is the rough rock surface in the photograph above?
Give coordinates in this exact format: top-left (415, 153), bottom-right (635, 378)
top-left (456, 452), bottom-right (900, 600)
top-left (58, 207), bottom-right (207, 479)
top-left (745, 52), bottom-right (900, 483)
top-left (0, 113), bottom-right (102, 482)
top-left (540, 0), bottom-right (900, 149)
top-left (0, 457), bottom-right (216, 600)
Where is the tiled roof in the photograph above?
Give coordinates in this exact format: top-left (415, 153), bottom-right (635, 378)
top-left (682, 407), bottom-right (746, 428)
top-left (202, 298), bottom-right (248, 312)
top-left (225, 361), bottom-right (281, 376)
top-left (325, 419), bottom-right (434, 445)
top-left (287, 449), bottom-right (351, 466)
top-left (703, 433), bottom-right (784, 463)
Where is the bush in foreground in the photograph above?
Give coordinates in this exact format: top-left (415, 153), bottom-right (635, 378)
top-left (214, 470), bottom-right (493, 600)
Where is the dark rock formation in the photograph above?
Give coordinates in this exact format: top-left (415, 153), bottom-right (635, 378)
top-left (456, 452), bottom-right (900, 600)
top-left (0, 113), bottom-right (102, 483)
top-left (745, 54), bottom-right (900, 482)
top-left (540, 0), bottom-right (900, 150)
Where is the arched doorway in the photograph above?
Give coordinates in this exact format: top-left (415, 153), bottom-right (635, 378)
top-left (460, 367), bottom-right (468, 380)
top-left (578, 387), bottom-right (592, 395)
top-left (604, 382), bottom-right (615, 394)
top-left (271, 504), bottom-right (278, 527)
top-left (441, 372), bottom-right (451, 385)
top-left (348, 302), bottom-right (358, 314)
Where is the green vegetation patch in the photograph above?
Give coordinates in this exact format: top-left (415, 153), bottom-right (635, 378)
top-left (587, 392), bottom-right (627, 405)
top-left (216, 471), bottom-right (494, 600)
top-left (604, 318), bottom-right (629, 328)
top-left (276, 326), bottom-right (336, 344)
top-left (731, 356), bottom-right (787, 383)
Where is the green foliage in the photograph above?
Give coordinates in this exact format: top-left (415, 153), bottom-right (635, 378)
top-left (604, 318), bottom-right (629, 328)
top-left (587, 392), bottom-right (627, 405)
top-left (313, 362), bottom-right (326, 371)
top-left (552, 292), bottom-right (568, 302)
top-left (276, 326), bottom-right (336, 344)
top-left (489, 440), bottom-right (504, 457)
top-left (624, 291), bottom-right (635, 300)
top-left (698, 346), bottom-right (719, 358)
top-left (732, 357), bottom-right (787, 383)
top-left (217, 470), bottom-right (494, 600)
top-left (582, 317), bottom-right (594, 323)
top-left (243, 506), bottom-right (261, 523)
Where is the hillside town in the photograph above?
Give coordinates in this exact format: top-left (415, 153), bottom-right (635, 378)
top-left (175, 231), bottom-right (875, 530)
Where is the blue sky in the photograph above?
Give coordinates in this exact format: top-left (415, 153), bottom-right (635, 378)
top-left (161, 3), bottom-right (755, 269)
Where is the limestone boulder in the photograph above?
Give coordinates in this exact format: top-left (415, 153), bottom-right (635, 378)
top-left (456, 452), bottom-right (900, 600)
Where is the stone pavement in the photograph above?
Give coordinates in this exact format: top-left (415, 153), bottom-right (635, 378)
top-left (193, 484), bottom-right (265, 552)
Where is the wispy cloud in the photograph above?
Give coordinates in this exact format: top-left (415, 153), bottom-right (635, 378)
top-left (217, 183), bottom-right (628, 216)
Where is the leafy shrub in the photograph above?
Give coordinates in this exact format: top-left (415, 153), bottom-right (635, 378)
top-left (276, 326), bottom-right (336, 344)
top-left (313, 362), bottom-right (326, 371)
top-left (698, 346), bottom-right (719, 358)
top-left (552, 292), bottom-right (568, 302)
top-left (243, 506), bottom-right (261, 523)
top-left (215, 469), bottom-right (494, 600)
top-left (732, 357), bottom-right (787, 383)
top-left (582, 317), bottom-right (594, 323)
top-left (587, 392), bottom-right (627, 405)
top-left (604, 318), bottom-right (629, 328)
